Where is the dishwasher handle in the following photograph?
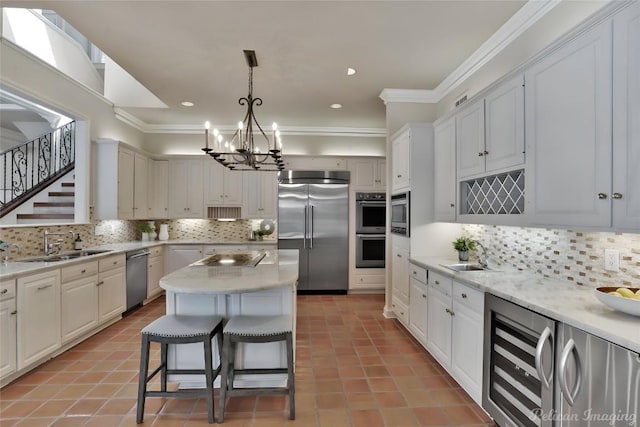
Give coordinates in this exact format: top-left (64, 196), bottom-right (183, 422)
top-left (127, 251), bottom-right (150, 260)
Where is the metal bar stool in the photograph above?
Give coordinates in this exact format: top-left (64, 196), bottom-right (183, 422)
top-left (218, 315), bottom-right (294, 423)
top-left (136, 314), bottom-right (224, 424)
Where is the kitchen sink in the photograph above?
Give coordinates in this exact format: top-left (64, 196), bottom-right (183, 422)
top-left (442, 263), bottom-right (497, 272)
top-left (18, 249), bottom-right (112, 263)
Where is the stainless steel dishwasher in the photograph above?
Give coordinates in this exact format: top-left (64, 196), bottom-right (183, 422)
top-left (126, 249), bottom-right (149, 311)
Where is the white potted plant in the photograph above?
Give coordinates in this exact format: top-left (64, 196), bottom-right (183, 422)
top-left (452, 236), bottom-right (476, 262)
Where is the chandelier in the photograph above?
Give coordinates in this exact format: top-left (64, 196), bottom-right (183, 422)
top-left (202, 50), bottom-right (284, 171)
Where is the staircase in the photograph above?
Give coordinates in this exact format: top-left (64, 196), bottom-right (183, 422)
top-left (16, 180), bottom-right (75, 224)
top-left (0, 121), bottom-right (75, 223)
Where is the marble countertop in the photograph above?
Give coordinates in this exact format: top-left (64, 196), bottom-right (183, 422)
top-left (160, 249), bottom-right (299, 295)
top-left (0, 239), bottom-right (277, 280)
top-left (410, 256), bottom-right (640, 354)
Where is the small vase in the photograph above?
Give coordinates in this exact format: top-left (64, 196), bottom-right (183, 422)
top-left (458, 250), bottom-right (469, 262)
top-left (141, 232), bottom-right (149, 242)
top-left (158, 224), bottom-right (169, 241)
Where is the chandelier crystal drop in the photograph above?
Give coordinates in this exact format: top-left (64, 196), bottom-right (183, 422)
top-left (202, 50), bottom-right (284, 171)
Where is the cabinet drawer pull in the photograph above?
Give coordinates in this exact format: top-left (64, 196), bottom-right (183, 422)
top-left (113, 261), bottom-right (118, 265)
top-left (461, 293), bottom-right (467, 299)
top-left (412, 271), bottom-right (416, 275)
top-left (484, 150), bottom-right (489, 155)
top-left (397, 174), bottom-right (402, 178)
top-left (478, 152), bottom-right (484, 157)
top-left (450, 203), bottom-right (455, 207)
top-left (445, 308), bottom-right (455, 316)
top-left (81, 269), bottom-right (86, 274)
top-left (396, 254), bottom-right (401, 258)
top-left (434, 280), bottom-right (439, 285)
top-left (597, 193), bottom-right (607, 200)
top-left (96, 281), bottom-right (105, 287)
top-left (37, 284), bottom-right (53, 291)
top-left (10, 310), bottom-right (17, 315)
top-left (1, 289), bottom-right (7, 294)
top-left (422, 294), bottom-right (426, 299)
top-left (612, 193), bottom-right (623, 199)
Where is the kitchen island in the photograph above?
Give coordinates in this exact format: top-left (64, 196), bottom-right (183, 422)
top-left (159, 249), bottom-right (298, 388)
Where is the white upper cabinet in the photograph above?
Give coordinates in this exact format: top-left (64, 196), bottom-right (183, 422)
top-left (456, 100), bottom-right (485, 179)
top-left (133, 153), bottom-right (148, 219)
top-left (391, 129), bottom-right (411, 192)
top-left (349, 158), bottom-right (386, 190)
top-left (242, 171), bottom-right (278, 219)
top-left (169, 159), bottom-right (204, 218)
top-left (484, 74), bottom-right (525, 174)
top-left (117, 147), bottom-right (135, 219)
top-left (525, 20), bottom-right (612, 228)
top-left (434, 117), bottom-right (457, 222)
top-left (148, 159), bottom-right (169, 218)
top-left (457, 75), bottom-right (524, 181)
top-left (205, 162), bottom-right (243, 206)
top-left (612, 2), bottom-right (640, 231)
top-left (95, 140), bottom-right (148, 220)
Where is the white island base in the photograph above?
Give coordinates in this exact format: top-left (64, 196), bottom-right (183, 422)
top-left (160, 250), bottom-right (298, 389)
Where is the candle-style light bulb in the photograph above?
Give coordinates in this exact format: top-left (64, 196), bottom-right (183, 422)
top-left (238, 121), bottom-right (244, 148)
top-left (204, 121), bottom-right (210, 149)
top-left (217, 134), bottom-right (223, 152)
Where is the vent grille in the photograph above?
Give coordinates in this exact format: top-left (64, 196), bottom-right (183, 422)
top-left (207, 206), bottom-right (242, 219)
top-left (461, 170), bottom-right (525, 215)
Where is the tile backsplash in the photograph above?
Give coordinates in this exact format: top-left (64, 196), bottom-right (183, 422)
top-left (0, 210), bottom-right (275, 259)
top-left (462, 224), bottom-right (640, 288)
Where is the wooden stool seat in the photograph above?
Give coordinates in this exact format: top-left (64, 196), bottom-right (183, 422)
top-left (218, 315), bottom-right (295, 422)
top-left (136, 314), bottom-right (224, 424)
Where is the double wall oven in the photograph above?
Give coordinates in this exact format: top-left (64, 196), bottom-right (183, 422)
top-left (355, 192), bottom-right (385, 268)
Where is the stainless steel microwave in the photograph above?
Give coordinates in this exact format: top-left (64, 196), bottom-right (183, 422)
top-left (390, 192), bottom-right (409, 236)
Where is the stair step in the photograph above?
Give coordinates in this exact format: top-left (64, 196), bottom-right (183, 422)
top-left (48, 191), bottom-right (75, 197)
top-left (61, 182), bottom-right (75, 188)
top-left (16, 213), bottom-right (74, 220)
top-left (33, 202), bottom-right (75, 208)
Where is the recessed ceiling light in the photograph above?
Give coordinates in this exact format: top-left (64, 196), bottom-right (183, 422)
top-left (181, 101), bottom-right (194, 107)
top-left (330, 103), bottom-right (343, 109)
top-left (347, 67), bottom-right (356, 76)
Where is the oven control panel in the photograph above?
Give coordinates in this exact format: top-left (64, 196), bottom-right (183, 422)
top-left (356, 192), bottom-right (386, 201)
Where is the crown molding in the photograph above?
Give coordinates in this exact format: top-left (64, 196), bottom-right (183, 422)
top-left (380, 0), bottom-right (561, 105)
top-left (433, 0), bottom-right (560, 100)
top-left (118, 114), bottom-right (386, 138)
top-left (378, 89), bottom-right (439, 105)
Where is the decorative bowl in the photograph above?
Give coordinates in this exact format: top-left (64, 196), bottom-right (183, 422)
top-left (594, 287), bottom-right (640, 316)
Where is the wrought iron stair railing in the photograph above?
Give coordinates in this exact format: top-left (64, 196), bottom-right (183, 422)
top-left (1, 121), bottom-right (76, 217)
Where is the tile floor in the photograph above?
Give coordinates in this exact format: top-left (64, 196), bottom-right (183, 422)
top-left (0, 294), bottom-right (496, 426)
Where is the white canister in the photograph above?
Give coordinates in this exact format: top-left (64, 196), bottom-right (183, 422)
top-left (158, 224), bottom-right (169, 241)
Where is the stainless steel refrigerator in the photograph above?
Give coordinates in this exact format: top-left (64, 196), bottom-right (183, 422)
top-left (278, 171), bottom-right (349, 293)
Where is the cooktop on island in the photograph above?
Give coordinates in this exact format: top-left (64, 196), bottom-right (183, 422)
top-left (191, 250), bottom-right (266, 268)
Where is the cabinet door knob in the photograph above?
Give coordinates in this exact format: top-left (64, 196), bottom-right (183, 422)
top-left (478, 152), bottom-right (484, 157)
top-left (412, 271), bottom-right (417, 275)
top-left (450, 203), bottom-right (455, 208)
top-left (462, 293), bottom-right (467, 298)
top-left (435, 280), bottom-right (439, 285)
top-left (397, 174), bottom-right (402, 178)
top-left (484, 150), bottom-right (489, 155)
top-left (81, 269), bottom-right (86, 274)
top-left (397, 254), bottom-right (401, 258)
top-left (598, 193), bottom-right (608, 200)
top-left (1, 289), bottom-right (7, 295)
top-left (422, 294), bottom-right (426, 299)
top-left (612, 193), bottom-right (623, 199)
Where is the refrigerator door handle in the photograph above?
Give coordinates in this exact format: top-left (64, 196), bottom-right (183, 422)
top-left (535, 326), bottom-right (554, 390)
top-left (559, 338), bottom-right (582, 407)
top-left (303, 206), bottom-right (308, 249)
top-left (309, 205), bottom-right (314, 249)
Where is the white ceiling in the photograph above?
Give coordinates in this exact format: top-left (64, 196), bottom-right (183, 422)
top-left (3, 1), bottom-right (527, 132)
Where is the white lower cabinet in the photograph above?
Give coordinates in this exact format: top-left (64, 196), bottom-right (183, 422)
top-left (167, 245), bottom-right (203, 273)
top-left (390, 296), bottom-right (409, 326)
top-left (61, 275), bottom-right (99, 343)
top-left (98, 267), bottom-right (126, 323)
top-left (0, 279), bottom-right (17, 380)
top-left (424, 271), bottom-right (484, 405)
top-left (17, 270), bottom-right (61, 369)
top-left (408, 277), bottom-right (427, 346)
top-left (147, 247), bottom-right (165, 299)
top-left (427, 282), bottom-right (452, 369)
top-left (450, 281), bottom-right (485, 405)
top-left (391, 236), bottom-right (410, 306)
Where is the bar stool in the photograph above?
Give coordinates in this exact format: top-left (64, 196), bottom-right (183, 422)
top-left (218, 315), bottom-right (295, 423)
top-left (136, 314), bottom-right (224, 424)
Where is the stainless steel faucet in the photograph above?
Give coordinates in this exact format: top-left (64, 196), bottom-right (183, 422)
top-left (474, 240), bottom-right (489, 268)
top-left (43, 230), bottom-right (74, 255)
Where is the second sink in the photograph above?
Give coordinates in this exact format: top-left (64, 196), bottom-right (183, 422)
top-left (442, 263), bottom-right (496, 272)
top-left (18, 249), bottom-right (112, 263)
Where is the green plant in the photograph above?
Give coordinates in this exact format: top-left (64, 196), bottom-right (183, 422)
top-left (254, 229), bottom-right (265, 237)
top-left (138, 223), bottom-right (153, 233)
top-left (452, 236), bottom-right (476, 252)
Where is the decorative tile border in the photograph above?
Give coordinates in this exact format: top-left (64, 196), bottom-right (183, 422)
top-left (462, 224), bottom-right (640, 288)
